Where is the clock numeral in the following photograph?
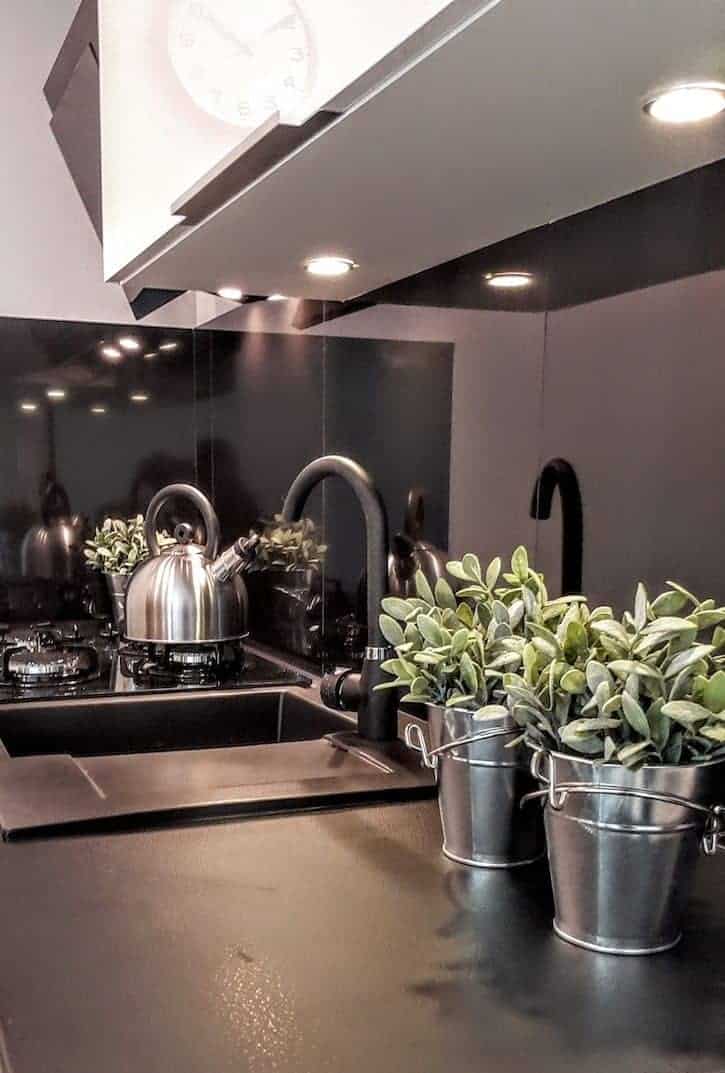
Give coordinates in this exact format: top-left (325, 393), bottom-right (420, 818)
top-left (289, 47), bottom-right (306, 63)
top-left (179, 31), bottom-right (195, 48)
top-left (237, 100), bottom-right (251, 119)
top-left (188, 1), bottom-right (207, 18)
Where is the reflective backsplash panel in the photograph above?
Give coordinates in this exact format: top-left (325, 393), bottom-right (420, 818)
top-left (0, 316), bottom-right (453, 670)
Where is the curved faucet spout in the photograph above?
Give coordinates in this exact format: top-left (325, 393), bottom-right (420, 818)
top-left (282, 455), bottom-right (397, 741)
top-left (282, 456), bottom-right (388, 645)
top-left (530, 457), bottom-right (583, 595)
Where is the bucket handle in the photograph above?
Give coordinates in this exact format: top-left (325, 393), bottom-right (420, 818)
top-left (405, 721), bottom-right (516, 770)
top-left (526, 748), bottom-right (725, 856)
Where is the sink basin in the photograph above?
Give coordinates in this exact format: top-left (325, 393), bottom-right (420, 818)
top-left (0, 689), bottom-right (352, 758)
top-left (0, 688), bottom-right (435, 837)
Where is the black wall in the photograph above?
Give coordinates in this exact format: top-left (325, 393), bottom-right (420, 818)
top-left (0, 316), bottom-right (453, 665)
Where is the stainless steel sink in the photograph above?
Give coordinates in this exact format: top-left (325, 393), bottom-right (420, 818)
top-left (0, 688), bottom-right (435, 838)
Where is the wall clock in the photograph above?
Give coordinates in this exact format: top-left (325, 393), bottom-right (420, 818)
top-left (167, 0), bottom-right (316, 129)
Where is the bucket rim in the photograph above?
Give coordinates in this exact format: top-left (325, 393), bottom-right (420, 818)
top-left (531, 744), bottom-right (725, 775)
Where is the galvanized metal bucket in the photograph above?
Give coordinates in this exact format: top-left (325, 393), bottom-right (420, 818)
top-left (527, 748), bottom-right (725, 955)
top-left (406, 706), bottom-right (545, 868)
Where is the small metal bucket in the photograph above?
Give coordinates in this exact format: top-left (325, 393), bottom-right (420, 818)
top-left (527, 749), bottom-right (725, 955)
top-left (406, 706), bottom-right (545, 868)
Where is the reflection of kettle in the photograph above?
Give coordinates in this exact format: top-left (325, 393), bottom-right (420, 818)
top-left (21, 477), bottom-right (86, 582)
top-left (388, 489), bottom-right (450, 597)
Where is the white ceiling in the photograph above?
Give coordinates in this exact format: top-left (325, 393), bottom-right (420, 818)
top-left (127, 0), bottom-right (725, 301)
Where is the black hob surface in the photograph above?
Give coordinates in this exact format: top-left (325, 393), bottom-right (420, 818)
top-left (0, 625), bottom-right (307, 705)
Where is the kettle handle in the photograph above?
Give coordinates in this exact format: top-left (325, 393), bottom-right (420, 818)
top-left (144, 484), bottom-right (221, 558)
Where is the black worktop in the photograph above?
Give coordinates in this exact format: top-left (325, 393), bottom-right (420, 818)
top-left (0, 799), bottom-right (724, 1073)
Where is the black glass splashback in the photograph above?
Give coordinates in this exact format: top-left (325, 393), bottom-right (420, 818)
top-left (0, 315), bottom-right (453, 671)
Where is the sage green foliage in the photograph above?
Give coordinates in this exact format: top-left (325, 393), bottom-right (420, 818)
top-left (249, 514), bottom-right (327, 572)
top-left (84, 516), bottom-right (174, 575)
top-left (375, 546), bottom-right (578, 716)
top-left (499, 579), bottom-right (725, 768)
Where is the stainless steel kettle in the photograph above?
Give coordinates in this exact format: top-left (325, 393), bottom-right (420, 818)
top-left (124, 484), bottom-right (256, 644)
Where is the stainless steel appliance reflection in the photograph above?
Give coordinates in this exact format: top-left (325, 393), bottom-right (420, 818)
top-left (124, 484), bottom-right (258, 644)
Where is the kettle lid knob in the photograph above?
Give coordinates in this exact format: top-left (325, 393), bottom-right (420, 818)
top-left (174, 523), bottom-right (194, 545)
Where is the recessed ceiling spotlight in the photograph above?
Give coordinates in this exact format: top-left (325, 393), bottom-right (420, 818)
top-left (90, 405), bottom-right (107, 415)
top-left (159, 342), bottom-right (178, 351)
top-left (485, 271), bottom-right (533, 289)
top-left (130, 392), bottom-right (149, 403)
top-left (19, 401), bottom-right (38, 413)
top-left (217, 286), bottom-right (244, 301)
top-left (143, 351), bottom-right (157, 360)
top-left (46, 388), bottom-right (66, 400)
top-left (304, 256), bottom-right (357, 278)
top-left (644, 82), bottom-right (725, 124)
top-left (267, 293), bottom-right (288, 302)
top-left (101, 345), bottom-right (122, 361)
top-left (118, 336), bottom-right (141, 351)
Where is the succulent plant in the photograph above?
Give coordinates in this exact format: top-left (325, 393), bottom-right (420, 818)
top-left (249, 514), bottom-right (327, 572)
top-left (84, 516), bottom-right (174, 575)
top-left (375, 547), bottom-right (581, 716)
top-left (499, 579), bottom-right (725, 767)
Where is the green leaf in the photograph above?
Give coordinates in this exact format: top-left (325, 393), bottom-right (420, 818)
top-left (434, 577), bottom-right (457, 610)
top-left (701, 724), bottom-right (725, 743)
top-left (381, 597), bottom-right (414, 621)
top-left (585, 660), bottom-right (614, 693)
top-left (650, 590), bottom-right (688, 617)
top-left (450, 628), bottom-right (469, 658)
top-left (485, 557), bottom-right (501, 590)
top-left (456, 602), bottom-right (474, 627)
top-left (689, 608), bottom-right (725, 629)
top-left (703, 670), bottom-right (725, 714)
top-left (664, 581), bottom-right (699, 607)
top-left (560, 717), bottom-right (621, 736)
top-left (379, 614), bottom-right (405, 647)
top-left (607, 660), bottom-right (662, 681)
top-left (634, 583), bottom-right (648, 631)
top-left (416, 615), bottom-right (444, 647)
top-left (603, 735), bottom-right (617, 762)
top-left (621, 692), bottom-right (650, 738)
top-left (664, 644), bottom-right (715, 679)
top-left (415, 570), bottom-right (435, 605)
top-left (445, 693), bottom-right (475, 708)
top-left (661, 700), bottom-right (713, 726)
top-left (474, 704), bottom-right (509, 721)
top-left (460, 651), bottom-right (478, 695)
top-left (591, 620), bottom-right (631, 649)
top-left (618, 740), bottom-right (653, 767)
top-left (561, 669), bottom-right (586, 695)
top-left (511, 545), bottom-right (529, 582)
top-left (462, 553), bottom-right (482, 582)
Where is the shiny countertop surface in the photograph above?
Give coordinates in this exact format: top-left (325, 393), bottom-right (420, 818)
top-left (0, 800), bottom-right (724, 1073)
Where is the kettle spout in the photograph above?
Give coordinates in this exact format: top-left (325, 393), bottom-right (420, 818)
top-left (209, 533), bottom-right (260, 583)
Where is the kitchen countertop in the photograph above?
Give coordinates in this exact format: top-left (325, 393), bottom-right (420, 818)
top-left (0, 799), bottom-right (724, 1073)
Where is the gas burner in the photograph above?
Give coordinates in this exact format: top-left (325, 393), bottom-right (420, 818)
top-left (1, 623), bottom-right (99, 688)
top-left (118, 641), bottom-right (244, 687)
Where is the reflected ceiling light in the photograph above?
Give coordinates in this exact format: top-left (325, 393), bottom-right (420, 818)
top-left (304, 256), bottom-right (357, 278)
top-left (143, 351), bottom-right (157, 360)
top-left (644, 82), bottom-right (725, 123)
top-left (130, 392), bottom-right (149, 403)
top-left (19, 401), bottom-right (38, 413)
top-left (217, 286), bottom-right (244, 301)
top-left (46, 388), bottom-right (66, 400)
top-left (101, 345), bottom-right (122, 361)
top-left (90, 405), bottom-right (107, 415)
top-left (267, 293), bottom-right (288, 302)
top-left (159, 341), bottom-right (178, 351)
top-left (118, 336), bottom-right (141, 351)
top-left (485, 271), bottom-right (533, 288)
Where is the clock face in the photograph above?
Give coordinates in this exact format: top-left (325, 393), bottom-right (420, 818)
top-left (167, 0), bottom-right (315, 129)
